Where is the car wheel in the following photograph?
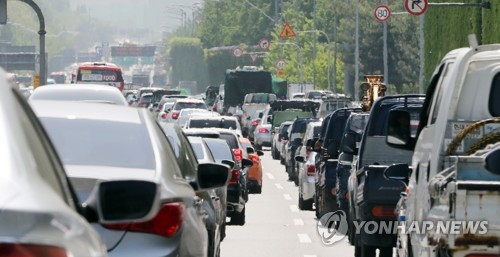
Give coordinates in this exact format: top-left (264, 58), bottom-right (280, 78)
top-left (354, 244), bottom-right (362, 257)
top-left (207, 229), bottom-right (215, 257)
top-left (359, 245), bottom-right (376, 257)
top-left (293, 175), bottom-right (299, 186)
top-left (220, 221), bottom-right (226, 241)
top-left (254, 185), bottom-right (262, 194)
top-left (379, 247), bottom-right (393, 257)
top-left (272, 146), bottom-right (279, 160)
top-left (280, 156), bottom-right (285, 165)
top-left (231, 207), bottom-right (246, 226)
top-left (255, 144), bottom-right (262, 151)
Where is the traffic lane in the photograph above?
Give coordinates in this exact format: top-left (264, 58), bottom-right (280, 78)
top-left (221, 150), bottom-right (355, 257)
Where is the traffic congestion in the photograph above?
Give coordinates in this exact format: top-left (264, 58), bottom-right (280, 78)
top-left (2, 0), bottom-right (500, 257)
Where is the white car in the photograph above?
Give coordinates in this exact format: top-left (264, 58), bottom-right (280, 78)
top-left (29, 84), bottom-right (129, 105)
top-left (177, 108), bottom-right (220, 127)
top-left (166, 98), bottom-right (208, 123)
top-left (0, 69), bottom-right (158, 257)
top-left (185, 116), bottom-right (242, 137)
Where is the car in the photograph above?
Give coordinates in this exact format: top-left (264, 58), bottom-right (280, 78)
top-left (136, 92), bottom-right (153, 108)
top-left (239, 137), bottom-right (264, 194)
top-left (272, 121), bottom-right (293, 160)
top-left (29, 84), bottom-right (129, 105)
top-left (178, 109), bottom-right (220, 127)
top-left (31, 100), bottom-right (230, 257)
top-left (186, 128), bottom-right (253, 226)
top-left (185, 116), bottom-right (242, 137)
top-left (0, 69), bottom-right (159, 257)
top-left (167, 98), bottom-right (208, 122)
top-left (247, 110), bottom-right (264, 141)
top-left (188, 136), bottom-right (228, 257)
top-left (291, 92), bottom-right (305, 100)
top-left (157, 101), bottom-right (177, 123)
top-left (285, 118), bottom-right (320, 183)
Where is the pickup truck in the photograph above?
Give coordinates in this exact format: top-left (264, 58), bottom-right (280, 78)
top-left (348, 95), bottom-right (424, 257)
top-left (386, 41), bottom-right (500, 257)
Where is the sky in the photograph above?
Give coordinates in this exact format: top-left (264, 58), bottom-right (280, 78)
top-left (69, 0), bottom-right (203, 43)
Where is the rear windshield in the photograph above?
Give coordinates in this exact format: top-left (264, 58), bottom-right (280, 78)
top-left (40, 118), bottom-right (155, 169)
top-left (219, 133), bottom-right (238, 149)
top-left (77, 69), bottom-right (121, 82)
top-left (189, 119), bottom-right (238, 130)
top-left (174, 102), bottom-right (207, 110)
top-left (140, 95), bottom-right (153, 103)
top-left (204, 139), bottom-right (234, 162)
top-left (190, 142), bottom-right (205, 160)
top-left (280, 124), bottom-right (291, 133)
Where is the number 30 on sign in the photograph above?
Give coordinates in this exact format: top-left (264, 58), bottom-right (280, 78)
top-left (374, 5), bottom-right (391, 22)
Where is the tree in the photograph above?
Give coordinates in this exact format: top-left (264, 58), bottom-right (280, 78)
top-left (168, 37), bottom-right (207, 92)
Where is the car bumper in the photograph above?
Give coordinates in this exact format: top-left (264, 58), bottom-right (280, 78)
top-left (247, 165), bottom-right (262, 185)
top-left (226, 186), bottom-right (245, 214)
top-left (301, 176), bottom-right (316, 200)
top-left (254, 133), bottom-right (272, 146)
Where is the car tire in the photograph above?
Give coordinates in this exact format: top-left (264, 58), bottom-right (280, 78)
top-left (293, 175), bottom-right (299, 186)
top-left (254, 185), bottom-right (262, 194)
top-left (231, 207), bottom-right (246, 226)
top-left (255, 144), bottom-right (262, 151)
top-left (220, 221), bottom-right (226, 241)
top-left (379, 247), bottom-right (393, 257)
top-left (299, 193), bottom-right (313, 211)
top-left (280, 156), bottom-right (285, 165)
top-left (360, 245), bottom-right (376, 257)
top-left (272, 146), bottom-right (279, 160)
top-left (207, 229), bottom-right (215, 257)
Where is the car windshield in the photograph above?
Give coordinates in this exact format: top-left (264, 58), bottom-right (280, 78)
top-left (140, 95), bottom-right (153, 103)
top-left (39, 118), bottom-right (155, 169)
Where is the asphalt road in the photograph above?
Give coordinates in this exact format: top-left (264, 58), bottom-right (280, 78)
top-left (220, 150), bottom-right (355, 257)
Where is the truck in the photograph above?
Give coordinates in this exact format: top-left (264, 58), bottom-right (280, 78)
top-left (222, 66), bottom-right (273, 115)
top-left (288, 83), bottom-right (314, 99)
top-left (241, 93), bottom-right (277, 138)
top-left (346, 75), bottom-right (425, 257)
top-left (385, 39), bottom-right (500, 257)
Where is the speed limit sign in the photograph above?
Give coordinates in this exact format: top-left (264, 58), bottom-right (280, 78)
top-left (374, 5), bottom-right (391, 22)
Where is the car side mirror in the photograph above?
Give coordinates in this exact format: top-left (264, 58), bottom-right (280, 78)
top-left (383, 163), bottom-right (411, 181)
top-left (341, 132), bottom-right (358, 155)
top-left (242, 158), bottom-right (254, 168)
top-left (83, 180), bottom-right (160, 224)
top-left (267, 115), bottom-right (272, 123)
top-left (246, 116), bottom-right (251, 120)
top-left (221, 160), bottom-right (235, 169)
top-left (295, 155), bottom-right (305, 163)
top-left (256, 150), bottom-right (264, 156)
top-left (197, 163), bottom-right (230, 190)
top-left (258, 113), bottom-right (263, 119)
top-left (246, 147), bottom-right (255, 154)
top-left (219, 95), bottom-right (223, 100)
top-left (386, 109), bottom-right (413, 149)
top-left (485, 148), bottom-right (500, 175)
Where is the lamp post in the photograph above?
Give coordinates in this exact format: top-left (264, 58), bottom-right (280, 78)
top-left (165, 7), bottom-right (187, 36)
top-left (274, 42), bottom-right (304, 83)
top-left (297, 29), bottom-right (333, 93)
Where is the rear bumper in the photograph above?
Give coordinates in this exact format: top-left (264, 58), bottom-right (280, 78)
top-left (226, 186), bottom-right (245, 214)
top-left (301, 176), bottom-right (316, 200)
top-left (254, 133), bottom-right (272, 146)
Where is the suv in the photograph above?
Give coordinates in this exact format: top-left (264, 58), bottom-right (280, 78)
top-left (285, 118), bottom-right (319, 183)
top-left (272, 121), bottom-right (293, 160)
top-left (167, 98), bottom-right (208, 122)
top-left (186, 116), bottom-right (242, 137)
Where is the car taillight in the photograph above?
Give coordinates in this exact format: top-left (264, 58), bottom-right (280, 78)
top-left (252, 121), bottom-right (259, 126)
top-left (233, 149), bottom-right (243, 162)
top-left (171, 112), bottom-right (179, 120)
top-left (306, 164), bottom-right (315, 176)
top-left (229, 169), bottom-right (239, 184)
top-left (371, 206), bottom-right (396, 219)
top-left (161, 113), bottom-right (168, 119)
top-left (251, 155), bottom-right (259, 163)
top-left (259, 128), bottom-right (269, 133)
top-left (278, 137), bottom-right (282, 142)
top-left (104, 202), bottom-right (185, 238)
top-left (345, 192), bottom-right (349, 200)
top-left (306, 150), bottom-right (311, 159)
top-left (0, 243), bottom-right (68, 257)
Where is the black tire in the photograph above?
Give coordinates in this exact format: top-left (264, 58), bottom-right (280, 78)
top-left (360, 245), bottom-right (376, 257)
top-left (379, 247), bottom-right (393, 257)
top-left (255, 144), bottom-right (262, 151)
top-left (272, 146), bottom-right (279, 160)
top-left (280, 156), bottom-right (285, 165)
top-left (354, 244), bottom-right (362, 257)
top-left (220, 221), bottom-right (226, 241)
top-left (293, 175), bottom-right (299, 186)
top-left (231, 207), bottom-right (246, 226)
top-left (207, 230), bottom-right (215, 257)
top-left (254, 185), bottom-right (262, 194)
top-left (315, 194), bottom-right (321, 218)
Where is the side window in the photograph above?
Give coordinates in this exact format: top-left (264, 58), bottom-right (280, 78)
top-left (13, 89), bottom-right (72, 205)
top-left (489, 73), bottom-right (500, 116)
top-left (430, 62), bottom-right (454, 124)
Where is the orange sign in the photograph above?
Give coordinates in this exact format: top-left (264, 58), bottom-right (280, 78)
top-left (279, 23), bottom-right (296, 38)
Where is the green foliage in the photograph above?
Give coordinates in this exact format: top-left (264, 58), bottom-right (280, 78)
top-left (168, 37), bottom-right (207, 92)
top-left (424, 0), bottom-right (483, 84)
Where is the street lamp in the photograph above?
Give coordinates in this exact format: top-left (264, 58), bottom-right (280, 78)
top-left (297, 30), bottom-right (332, 93)
top-left (165, 7), bottom-right (187, 36)
top-left (274, 42), bottom-right (304, 83)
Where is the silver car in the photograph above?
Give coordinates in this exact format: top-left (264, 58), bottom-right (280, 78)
top-left (0, 69), bottom-right (159, 257)
top-left (31, 100), bottom-right (229, 257)
top-left (29, 84), bottom-right (129, 105)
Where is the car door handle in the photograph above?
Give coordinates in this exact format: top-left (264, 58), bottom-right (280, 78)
top-left (212, 196), bottom-right (220, 201)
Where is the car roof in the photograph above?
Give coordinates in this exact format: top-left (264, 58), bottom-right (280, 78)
top-left (189, 116), bottom-right (236, 120)
top-left (29, 84), bottom-right (127, 105)
top-left (30, 100), bottom-right (143, 124)
top-left (175, 98), bottom-right (205, 103)
top-left (183, 128), bottom-right (221, 138)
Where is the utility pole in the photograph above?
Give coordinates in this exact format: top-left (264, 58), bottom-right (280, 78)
top-left (354, 0), bottom-right (360, 98)
top-left (295, 0), bottom-right (302, 83)
top-left (383, 0), bottom-right (389, 85)
top-left (333, 16), bottom-right (338, 94)
top-left (419, 14), bottom-right (424, 94)
top-left (297, 30), bottom-right (330, 92)
top-left (313, 0), bottom-right (316, 88)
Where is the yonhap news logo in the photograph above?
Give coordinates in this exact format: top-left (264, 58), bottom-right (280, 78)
top-left (316, 210), bottom-right (349, 245)
top-left (317, 210), bottom-right (489, 246)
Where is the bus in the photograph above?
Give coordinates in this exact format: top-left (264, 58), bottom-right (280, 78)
top-left (75, 62), bottom-right (125, 91)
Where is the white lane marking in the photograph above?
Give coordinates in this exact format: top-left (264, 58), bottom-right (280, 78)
top-left (283, 194), bottom-right (292, 201)
top-left (266, 172), bottom-right (275, 180)
top-left (289, 204), bottom-right (299, 212)
top-left (275, 183), bottom-right (283, 190)
top-left (294, 218), bottom-right (304, 226)
top-left (297, 233), bottom-right (312, 243)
